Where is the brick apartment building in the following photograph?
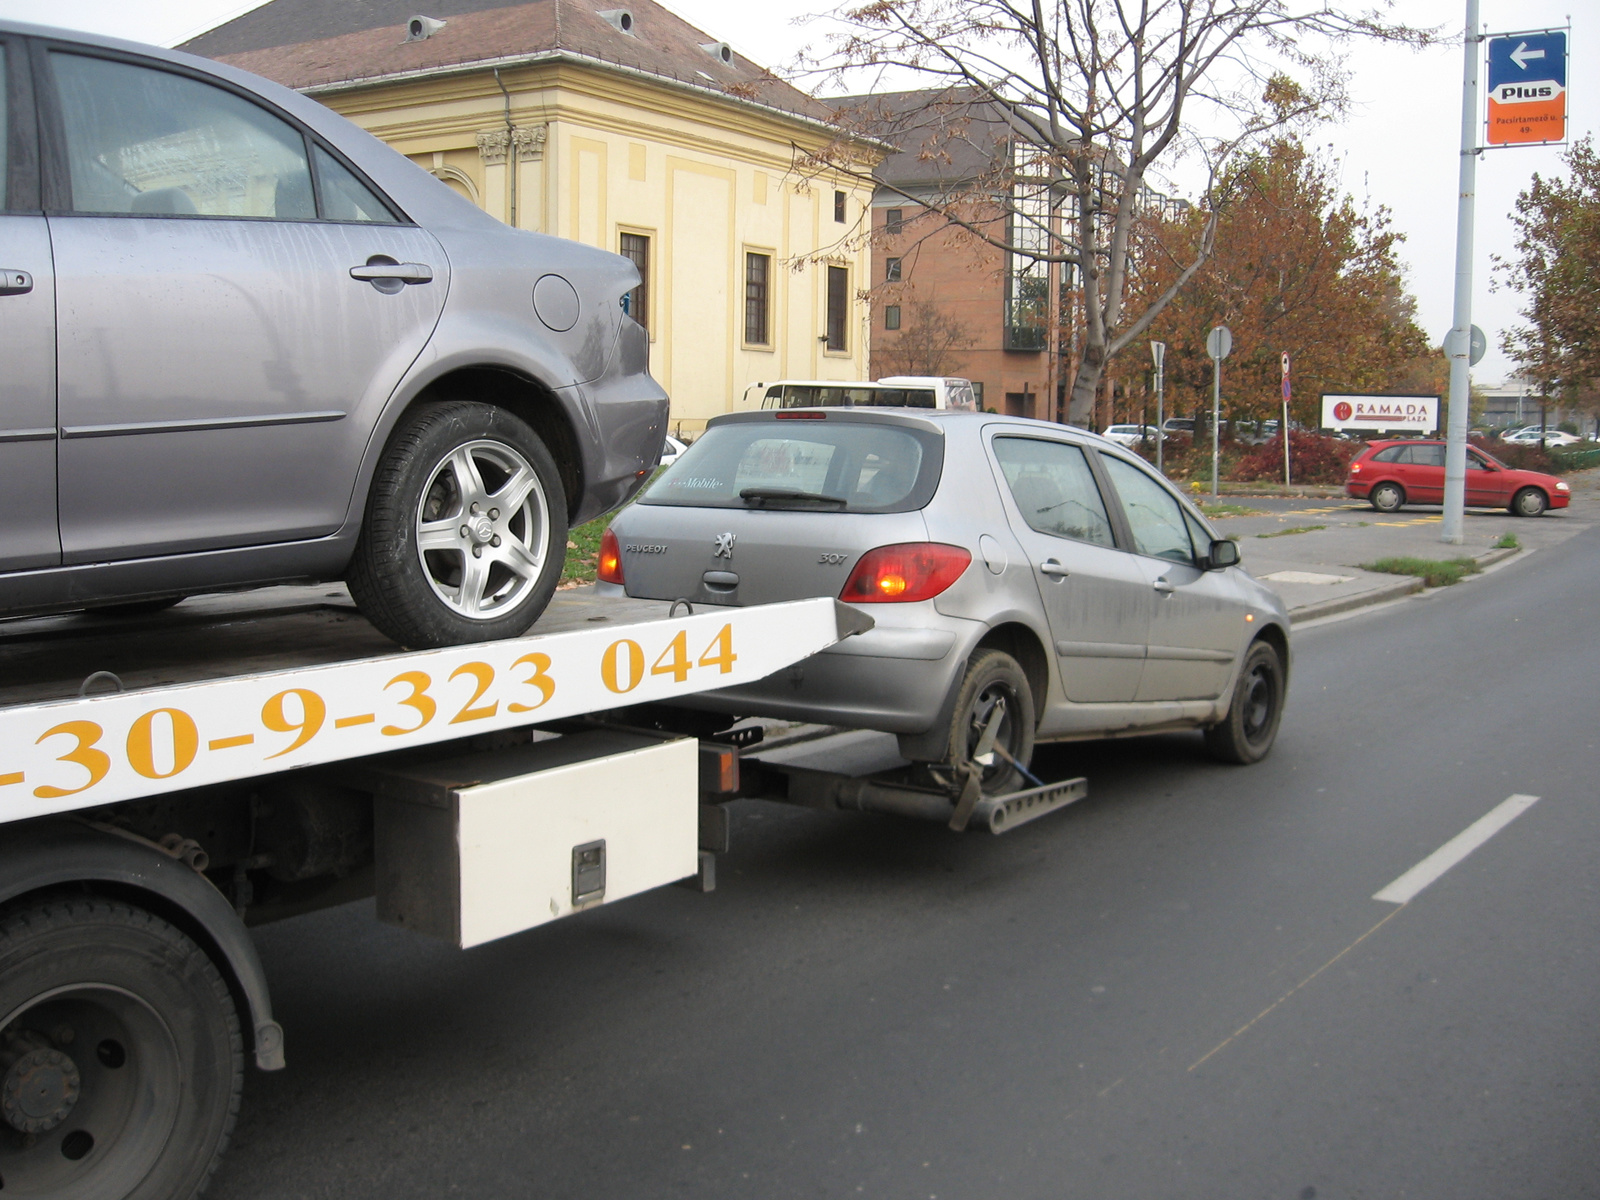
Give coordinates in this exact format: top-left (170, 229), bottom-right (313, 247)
top-left (835, 90), bottom-right (1066, 420)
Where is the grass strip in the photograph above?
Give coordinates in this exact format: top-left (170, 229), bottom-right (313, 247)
top-left (1492, 533), bottom-right (1520, 550)
top-left (1256, 524), bottom-right (1326, 539)
top-left (1361, 556), bottom-right (1482, 587)
top-left (1200, 502), bottom-right (1266, 518)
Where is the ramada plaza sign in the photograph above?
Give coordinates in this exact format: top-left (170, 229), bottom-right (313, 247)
top-left (1321, 394), bottom-right (1440, 434)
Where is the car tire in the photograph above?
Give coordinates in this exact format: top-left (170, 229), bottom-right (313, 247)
top-left (0, 895), bottom-right (242, 1200)
top-left (1369, 482), bottom-right (1405, 513)
top-left (349, 402), bottom-right (568, 648)
top-left (1204, 640), bottom-right (1285, 765)
top-left (1510, 487), bottom-right (1548, 518)
top-left (938, 649), bottom-right (1036, 795)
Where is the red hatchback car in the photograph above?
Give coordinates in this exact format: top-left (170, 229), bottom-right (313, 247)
top-left (1345, 439), bottom-right (1571, 516)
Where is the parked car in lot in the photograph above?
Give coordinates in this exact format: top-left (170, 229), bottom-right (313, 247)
top-left (600, 409), bottom-right (1293, 789)
top-left (1101, 424), bottom-right (1163, 447)
top-left (0, 20), bottom-right (666, 647)
top-left (1345, 439), bottom-right (1570, 516)
top-left (1161, 417), bottom-right (1197, 437)
top-left (1503, 428), bottom-right (1580, 448)
top-left (660, 434), bottom-right (689, 466)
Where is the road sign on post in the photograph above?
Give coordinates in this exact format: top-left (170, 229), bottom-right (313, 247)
top-left (1486, 30), bottom-right (1567, 146)
top-left (1206, 327), bottom-right (1231, 499)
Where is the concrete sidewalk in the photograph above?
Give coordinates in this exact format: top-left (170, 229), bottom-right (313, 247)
top-left (1204, 467), bottom-right (1600, 622)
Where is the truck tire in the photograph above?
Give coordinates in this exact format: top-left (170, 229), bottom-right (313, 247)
top-left (0, 895), bottom-right (242, 1200)
top-left (349, 401), bottom-right (568, 648)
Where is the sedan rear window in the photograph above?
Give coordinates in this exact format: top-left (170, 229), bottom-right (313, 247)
top-left (640, 421), bottom-right (943, 512)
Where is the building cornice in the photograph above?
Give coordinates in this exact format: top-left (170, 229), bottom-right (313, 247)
top-left (301, 46), bottom-right (889, 158)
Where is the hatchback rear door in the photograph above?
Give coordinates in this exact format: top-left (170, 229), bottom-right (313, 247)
top-left (40, 46), bottom-right (447, 564)
top-left (989, 433), bottom-right (1151, 703)
top-left (616, 414), bottom-right (936, 606)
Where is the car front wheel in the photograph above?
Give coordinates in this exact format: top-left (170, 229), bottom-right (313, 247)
top-left (1204, 640), bottom-right (1285, 765)
top-left (1510, 487), bottom-right (1548, 518)
top-left (1369, 482), bottom-right (1405, 513)
top-left (349, 402), bottom-right (568, 648)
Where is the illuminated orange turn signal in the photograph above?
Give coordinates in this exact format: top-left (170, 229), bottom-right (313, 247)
top-left (597, 527), bottom-right (624, 584)
top-left (840, 543), bottom-right (971, 603)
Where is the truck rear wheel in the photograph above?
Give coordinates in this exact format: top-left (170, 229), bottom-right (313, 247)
top-left (0, 896), bottom-right (241, 1200)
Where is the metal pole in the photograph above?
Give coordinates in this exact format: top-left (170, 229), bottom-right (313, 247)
top-left (1442, 0), bottom-right (1480, 544)
top-left (1211, 354), bottom-right (1221, 499)
top-left (1151, 341), bottom-right (1166, 474)
top-left (1281, 352), bottom-right (1291, 489)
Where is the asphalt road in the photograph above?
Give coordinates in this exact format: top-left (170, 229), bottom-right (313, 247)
top-left (212, 524), bottom-right (1600, 1200)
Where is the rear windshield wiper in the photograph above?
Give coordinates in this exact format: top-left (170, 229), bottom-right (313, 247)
top-left (739, 486), bottom-right (849, 508)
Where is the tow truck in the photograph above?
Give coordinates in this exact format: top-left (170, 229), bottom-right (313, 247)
top-left (0, 586), bottom-right (1085, 1197)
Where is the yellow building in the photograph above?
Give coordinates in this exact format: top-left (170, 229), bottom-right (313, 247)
top-left (186, 0), bottom-right (878, 432)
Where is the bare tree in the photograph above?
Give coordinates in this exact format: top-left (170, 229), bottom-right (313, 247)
top-left (877, 292), bottom-right (978, 375)
top-left (803, 1), bottom-right (1433, 425)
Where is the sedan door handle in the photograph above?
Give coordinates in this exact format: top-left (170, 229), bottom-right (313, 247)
top-left (1038, 560), bottom-right (1070, 578)
top-left (349, 261), bottom-right (433, 284)
top-left (0, 269), bottom-right (33, 296)
top-left (1152, 579), bottom-right (1176, 594)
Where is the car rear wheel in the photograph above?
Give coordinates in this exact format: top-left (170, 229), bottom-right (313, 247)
top-left (938, 649), bottom-right (1036, 795)
top-left (0, 896), bottom-right (242, 1200)
top-left (1510, 487), bottom-right (1548, 518)
top-left (349, 402), bottom-right (568, 648)
top-left (1204, 640), bottom-right (1284, 765)
top-left (1369, 482), bottom-right (1405, 513)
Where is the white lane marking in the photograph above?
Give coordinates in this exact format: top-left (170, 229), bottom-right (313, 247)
top-left (1373, 794), bottom-right (1541, 905)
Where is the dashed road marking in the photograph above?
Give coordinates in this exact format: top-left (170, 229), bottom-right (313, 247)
top-left (1373, 794), bottom-right (1541, 904)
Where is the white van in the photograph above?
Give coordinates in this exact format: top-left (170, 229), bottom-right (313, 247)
top-left (740, 377), bottom-right (977, 412)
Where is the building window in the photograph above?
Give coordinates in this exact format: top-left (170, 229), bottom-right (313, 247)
top-left (834, 190), bottom-right (846, 222)
top-left (971, 382), bottom-right (985, 410)
top-left (884, 207), bottom-right (903, 234)
top-left (826, 265), bottom-right (848, 352)
top-left (885, 257), bottom-right (902, 282)
top-left (884, 304), bottom-right (901, 330)
top-left (619, 232), bottom-right (649, 330)
top-left (744, 251), bottom-right (771, 345)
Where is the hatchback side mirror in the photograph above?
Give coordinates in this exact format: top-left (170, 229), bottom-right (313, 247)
top-left (1207, 538), bottom-right (1240, 569)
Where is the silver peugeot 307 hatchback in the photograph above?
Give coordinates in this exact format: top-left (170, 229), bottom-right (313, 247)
top-left (0, 22), bottom-right (666, 647)
top-left (600, 409), bottom-right (1292, 790)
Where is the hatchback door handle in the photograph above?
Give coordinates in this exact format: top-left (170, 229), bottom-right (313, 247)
top-left (1152, 579), bottom-right (1176, 594)
top-left (0, 269), bottom-right (33, 296)
top-left (1038, 560), bottom-right (1070, 578)
top-left (349, 260), bottom-right (433, 284)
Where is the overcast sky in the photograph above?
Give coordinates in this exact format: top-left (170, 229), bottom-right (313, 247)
top-left (4, 0), bottom-right (1592, 384)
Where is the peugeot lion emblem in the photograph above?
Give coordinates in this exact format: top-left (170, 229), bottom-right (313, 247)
top-left (713, 532), bottom-right (736, 559)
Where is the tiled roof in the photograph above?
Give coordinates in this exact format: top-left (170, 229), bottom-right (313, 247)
top-left (829, 89), bottom-right (1016, 185)
top-left (183, 0), bottom-right (831, 122)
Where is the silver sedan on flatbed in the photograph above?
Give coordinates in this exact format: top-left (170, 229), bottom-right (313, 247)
top-left (599, 409), bottom-right (1292, 792)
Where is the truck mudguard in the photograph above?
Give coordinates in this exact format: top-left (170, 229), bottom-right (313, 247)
top-left (0, 817), bottom-right (285, 1070)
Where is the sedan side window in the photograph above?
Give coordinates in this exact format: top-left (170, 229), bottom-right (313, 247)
top-left (53, 52), bottom-right (315, 220)
top-left (1372, 445), bottom-right (1407, 463)
top-left (1411, 443), bottom-right (1445, 467)
top-left (992, 436), bottom-right (1115, 549)
top-left (1467, 452), bottom-right (1488, 471)
top-left (1101, 455), bottom-right (1197, 564)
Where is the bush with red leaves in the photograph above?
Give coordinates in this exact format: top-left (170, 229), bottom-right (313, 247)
top-left (1233, 431), bottom-right (1361, 485)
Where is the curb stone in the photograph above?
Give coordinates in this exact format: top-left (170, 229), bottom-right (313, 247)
top-left (1286, 544), bottom-right (1525, 624)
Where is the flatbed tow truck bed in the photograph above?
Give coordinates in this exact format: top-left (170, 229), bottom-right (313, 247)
top-left (0, 587), bottom-right (1086, 1196)
top-left (0, 587), bottom-right (865, 1197)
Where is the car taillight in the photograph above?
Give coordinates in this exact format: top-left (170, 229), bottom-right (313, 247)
top-left (840, 543), bottom-right (971, 603)
top-left (775, 411), bottom-right (827, 420)
top-left (597, 527), bottom-right (624, 584)
top-left (1350, 463), bottom-right (1361, 473)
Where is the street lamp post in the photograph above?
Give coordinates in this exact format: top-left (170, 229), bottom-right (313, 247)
top-left (1151, 340), bottom-right (1166, 474)
top-left (1206, 326), bottom-right (1233, 500)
